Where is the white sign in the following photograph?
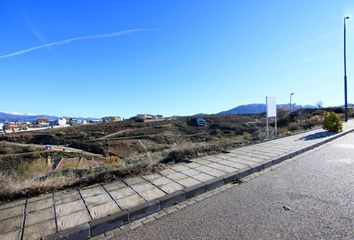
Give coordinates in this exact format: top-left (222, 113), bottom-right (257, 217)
top-left (266, 96), bottom-right (276, 117)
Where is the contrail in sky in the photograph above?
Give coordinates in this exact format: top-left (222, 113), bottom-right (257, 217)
top-left (286, 52), bottom-right (339, 66)
top-left (0, 28), bottom-right (157, 60)
top-left (266, 27), bottom-right (341, 60)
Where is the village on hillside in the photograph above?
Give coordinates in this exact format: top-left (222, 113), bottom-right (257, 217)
top-left (0, 114), bottom-right (166, 133)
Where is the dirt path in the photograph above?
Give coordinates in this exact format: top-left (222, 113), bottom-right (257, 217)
top-left (94, 124), bottom-right (171, 141)
top-left (0, 141), bottom-right (104, 158)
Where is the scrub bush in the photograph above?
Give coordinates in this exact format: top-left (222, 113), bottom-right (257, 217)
top-left (323, 111), bottom-right (342, 132)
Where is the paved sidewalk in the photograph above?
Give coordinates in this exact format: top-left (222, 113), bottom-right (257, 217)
top-left (1, 121), bottom-right (354, 240)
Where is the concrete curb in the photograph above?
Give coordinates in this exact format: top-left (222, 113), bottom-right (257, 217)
top-left (45, 129), bottom-right (354, 240)
top-left (127, 199), bottom-right (160, 221)
top-left (90, 210), bottom-right (129, 237)
top-left (159, 190), bottom-right (186, 209)
top-left (44, 223), bottom-right (90, 240)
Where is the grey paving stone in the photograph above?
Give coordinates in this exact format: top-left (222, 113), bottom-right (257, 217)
top-left (0, 215), bottom-right (23, 233)
top-left (116, 194), bottom-right (146, 209)
top-left (150, 176), bottom-right (173, 186)
top-left (57, 209), bottom-right (91, 231)
top-left (80, 186), bottom-right (106, 198)
top-left (0, 230), bottom-right (21, 240)
top-left (23, 218), bottom-right (56, 240)
top-left (122, 176), bottom-right (145, 185)
top-left (227, 157), bottom-right (254, 166)
top-left (27, 193), bottom-right (52, 203)
top-left (218, 160), bottom-right (247, 169)
top-left (56, 199), bottom-right (86, 217)
top-left (170, 165), bottom-right (190, 172)
top-left (139, 187), bottom-right (166, 201)
top-left (54, 189), bottom-right (77, 198)
top-left (197, 166), bottom-right (225, 177)
top-left (234, 154), bottom-right (264, 163)
top-left (203, 157), bottom-right (222, 163)
top-left (181, 168), bottom-right (201, 177)
top-left (193, 159), bottom-right (212, 165)
top-left (246, 147), bottom-right (282, 157)
top-left (27, 198), bottom-right (53, 213)
top-left (0, 199), bottom-right (26, 211)
top-left (166, 172), bottom-right (189, 181)
top-left (54, 191), bottom-right (81, 205)
top-left (238, 150), bottom-right (273, 160)
top-left (0, 204), bottom-right (24, 221)
top-left (207, 163), bottom-right (236, 173)
top-left (103, 180), bottom-right (126, 191)
top-left (174, 177), bottom-right (201, 187)
top-left (159, 181), bottom-right (184, 194)
top-left (159, 168), bottom-right (178, 176)
top-left (84, 193), bottom-right (113, 208)
top-left (130, 182), bottom-right (155, 193)
top-left (88, 201), bottom-right (121, 220)
top-left (109, 187), bottom-right (136, 200)
top-left (142, 173), bottom-right (161, 181)
top-left (26, 207), bottom-right (55, 226)
top-left (212, 154), bottom-right (231, 160)
top-left (192, 172), bottom-right (215, 182)
top-left (182, 162), bottom-right (202, 169)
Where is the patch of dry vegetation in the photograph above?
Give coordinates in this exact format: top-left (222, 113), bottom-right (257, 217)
top-left (0, 107), bottom-right (352, 202)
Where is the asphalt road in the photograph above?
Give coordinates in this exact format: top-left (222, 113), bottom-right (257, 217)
top-left (113, 133), bottom-right (354, 240)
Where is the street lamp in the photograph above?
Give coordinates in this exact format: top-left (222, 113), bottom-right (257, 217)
top-left (344, 16), bottom-right (350, 122)
top-left (289, 93), bottom-right (294, 113)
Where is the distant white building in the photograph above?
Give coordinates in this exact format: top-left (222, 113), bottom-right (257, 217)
top-left (102, 116), bottom-right (122, 122)
top-left (57, 118), bottom-right (67, 126)
top-left (67, 118), bottom-right (88, 126)
top-left (49, 118), bottom-right (67, 127)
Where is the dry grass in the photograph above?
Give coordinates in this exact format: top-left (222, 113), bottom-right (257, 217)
top-left (0, 172), bottom-right (77, 202)
top-left (16, 157), bottom-right (49, 179)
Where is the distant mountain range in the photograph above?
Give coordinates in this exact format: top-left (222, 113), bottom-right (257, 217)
top-left (0, 112), bottom-right (98, 123)
top-left (218, 103), bottom-right (317, 115)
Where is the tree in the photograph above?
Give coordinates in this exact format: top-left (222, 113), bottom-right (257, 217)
top-left (316, 101), bottom-right (324, 109)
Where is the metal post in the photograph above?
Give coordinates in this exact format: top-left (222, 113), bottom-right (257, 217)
top-left (289, 93), bottom-right (294, 113)
top-left (266, 97), bottom-right (269, 139)
top-left (344, 17), bottom-right (350, 122)
top-left (266, 114), bottom-right (269, 139)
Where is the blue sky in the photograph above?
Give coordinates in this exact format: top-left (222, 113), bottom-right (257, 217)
top-left (1, 0), bottom-right (354, 118)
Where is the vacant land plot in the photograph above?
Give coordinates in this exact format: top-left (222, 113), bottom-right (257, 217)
top-left (0, 109), bottom-right (344, 202)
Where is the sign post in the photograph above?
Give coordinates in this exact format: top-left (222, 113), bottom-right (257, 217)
top-left (266, 96), bottom-right (277, 139)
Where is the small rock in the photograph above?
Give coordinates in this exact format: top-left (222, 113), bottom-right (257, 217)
top-left (283, 205), bottom-right (291, 211)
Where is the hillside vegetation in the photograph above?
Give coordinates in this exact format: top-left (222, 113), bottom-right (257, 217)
top-left (0, 108), bottom-right (350, 202)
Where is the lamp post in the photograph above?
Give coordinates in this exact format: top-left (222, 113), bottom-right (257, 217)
top-left (289, 93), bottom-right (294, 113)
top-left (344, 16), bottom-right (350, 122)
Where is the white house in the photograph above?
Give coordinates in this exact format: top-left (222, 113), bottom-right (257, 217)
top-left (57, 118), bottom-right (67, 126)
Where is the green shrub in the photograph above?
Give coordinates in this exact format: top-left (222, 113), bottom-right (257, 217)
top-left (323, 111), bottom-right (342, 132)
top-left (243, 132), bottom-right (252, 141)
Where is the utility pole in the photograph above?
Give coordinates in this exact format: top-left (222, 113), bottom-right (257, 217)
top-left (344, 16), bottom-right (350, 122)
top-left (289, 93), bottom-right (294, 113)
